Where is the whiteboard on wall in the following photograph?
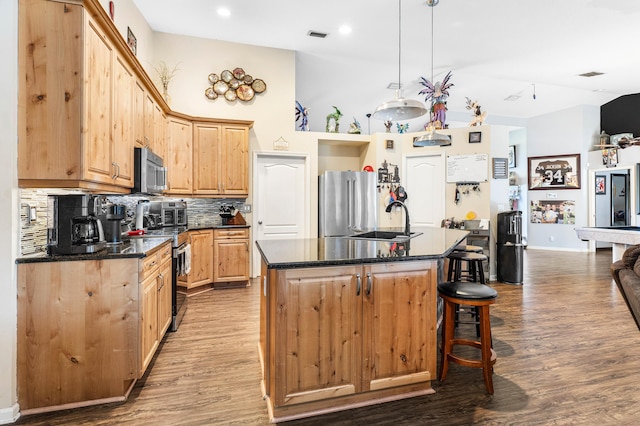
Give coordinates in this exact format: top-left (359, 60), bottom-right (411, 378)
top-left (446, 154), bottom-right (489, 183)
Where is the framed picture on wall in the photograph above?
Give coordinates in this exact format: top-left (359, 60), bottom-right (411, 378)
top-left (528, 153), bottom-right (581, 190)
top-left (127, 27), bottom-right (137, 55)
top-left (508, 146), bottom-right (516, 168)
top-left (595, 175), bottom-right (606, 195)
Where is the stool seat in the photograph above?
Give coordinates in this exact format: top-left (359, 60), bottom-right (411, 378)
top-left (438, 281), bottom-right (498, 394)
top-left (454, 244), bottom-right (484, 253)
top-left (447, 251), bottom-right (488, 262)
top-left (438, 281), bottom-right (498, 300)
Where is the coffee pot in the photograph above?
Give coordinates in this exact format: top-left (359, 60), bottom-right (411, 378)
top-left (47, 194), bottom-right (106, 255)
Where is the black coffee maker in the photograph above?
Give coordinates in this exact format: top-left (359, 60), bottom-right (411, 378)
top-left (98, 203), bottom-right (126, 244)
top-left (47, 195), bottom-right (106, 255)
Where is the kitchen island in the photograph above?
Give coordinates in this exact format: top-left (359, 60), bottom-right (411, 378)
top-left (256, 227), bottom-right (468, 423)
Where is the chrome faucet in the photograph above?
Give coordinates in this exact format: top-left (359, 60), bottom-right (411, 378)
top-left (385, 200), bottom-right (410, 236)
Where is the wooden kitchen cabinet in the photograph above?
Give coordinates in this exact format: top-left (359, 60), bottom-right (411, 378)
top-left (262, 259), bottom-right (437, 421)
top-left (178, 230), bottom-right (214, 290)
top-left (166, 116), bottom-right (193, 194)
top-left (18, 0), bottom-right (145, 193)
top-left (17, 258), bottom-right (139, 413)
top-left (192, 121), bottom-right (252, 197)
top-left (139, 241), bottom-right (172, 377)
top-left (213, 228), bottom-right (250, 285)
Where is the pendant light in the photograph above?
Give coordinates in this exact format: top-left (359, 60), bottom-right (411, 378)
top-left (413, 0), bottom-right (451, 147)
top-left (373, 0), bottom-right (428, 122)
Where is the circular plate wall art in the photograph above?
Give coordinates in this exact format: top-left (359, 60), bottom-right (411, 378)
top-left (204, 67), bottom-right (266, 103)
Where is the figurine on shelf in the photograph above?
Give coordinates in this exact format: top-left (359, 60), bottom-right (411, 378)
top-left (396, 123), bottom-right (408, 134)
top-left (466, 97), bottom-right (487, 126)
top-left (419, 70), bottom-right (454, 129)
top-left (325, 106), bottom-right (343, 133)
top-left (295, 100), bottom-right (309, 131)
top-left (348, 117), bottom-right (362, 134)
top-left (384, 120), bottom-right (393, 133)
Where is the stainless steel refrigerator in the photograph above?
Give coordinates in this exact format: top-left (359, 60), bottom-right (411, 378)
top-left (319, 171), bottom-right (378, 237)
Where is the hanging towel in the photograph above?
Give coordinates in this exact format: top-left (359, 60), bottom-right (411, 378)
top-left (181, 244), bottom-right (191, 275)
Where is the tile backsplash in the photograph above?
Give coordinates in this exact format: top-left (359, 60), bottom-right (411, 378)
top-left (19, 188), bottom-right (249, 256)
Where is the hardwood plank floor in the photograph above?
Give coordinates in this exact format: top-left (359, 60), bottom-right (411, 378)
top-left (16, 249), bottom-right (640, 425)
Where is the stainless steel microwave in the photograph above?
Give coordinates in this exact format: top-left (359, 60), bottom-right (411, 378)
top-left (133, 147), bottom-right (167, 194)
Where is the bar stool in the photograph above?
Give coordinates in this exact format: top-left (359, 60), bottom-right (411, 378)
top-left (438, 281), bottom-right (498, 394)
top-left (447, 251), bottom-right (487, 284)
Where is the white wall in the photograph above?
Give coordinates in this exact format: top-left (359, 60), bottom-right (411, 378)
top-left (0, 0), bottom-right (19, 422)
top-left (526, 105), bottom-right (599, 251)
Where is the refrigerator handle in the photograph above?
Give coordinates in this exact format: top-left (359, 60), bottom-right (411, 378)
top-left (347, 178), bottom-right (354, 230)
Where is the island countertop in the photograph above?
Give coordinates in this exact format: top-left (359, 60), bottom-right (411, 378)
top-left (256, 227), bottom-right (469, 269)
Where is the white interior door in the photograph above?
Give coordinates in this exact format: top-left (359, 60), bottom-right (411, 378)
top-left (404, 153), bottom-right (445, 228)
top-left (253, 153), bottom-right (309, 275)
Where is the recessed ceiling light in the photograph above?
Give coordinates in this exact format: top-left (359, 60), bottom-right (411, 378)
top-left (339, 25), bottom-right (352, 35)
top-left (217, 7), bottom-right (231, 17)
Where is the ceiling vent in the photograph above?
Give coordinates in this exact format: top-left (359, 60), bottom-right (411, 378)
top-left (307, 30), bottom-right (328, 38)
top-left (579, 71), bottom-right (604, 77)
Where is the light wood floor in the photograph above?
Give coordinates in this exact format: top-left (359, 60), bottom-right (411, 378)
top-left (16, 249), bottom-right (640, 425)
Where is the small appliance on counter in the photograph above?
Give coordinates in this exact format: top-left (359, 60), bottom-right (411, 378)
top-left (150, 200), bottom-right (187, 228)
top-left (97, 202), bottom-right (126, 244)
top-left (47, 194), bottom-right (106, 255)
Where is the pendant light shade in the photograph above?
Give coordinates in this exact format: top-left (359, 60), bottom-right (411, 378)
top-left (373, 0), bottom-right (427, 122)
top-left (413, 0), bottom-right (450, 147)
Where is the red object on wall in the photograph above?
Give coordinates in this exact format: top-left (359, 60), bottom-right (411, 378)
top-left (109, 1), bottom-right (115, 20)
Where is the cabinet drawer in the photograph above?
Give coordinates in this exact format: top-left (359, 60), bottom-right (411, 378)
top-left (158, 242), bottom-right (172, 265)
top-left (141, 252), bottom-right (161, 279)
top-left (214, 228), bottom-right (249, 239)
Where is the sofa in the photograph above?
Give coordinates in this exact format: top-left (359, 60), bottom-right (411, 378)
top-left (611, 244), bottom-right (640, 331)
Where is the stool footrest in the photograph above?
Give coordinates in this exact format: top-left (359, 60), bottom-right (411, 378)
top-left (447, 338), bottom-right (497, 369)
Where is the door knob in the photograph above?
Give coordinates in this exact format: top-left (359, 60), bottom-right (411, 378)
top-left (258, 220), bottom-right (263, 225)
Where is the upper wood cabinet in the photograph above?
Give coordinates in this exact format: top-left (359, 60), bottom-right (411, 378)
top-left (193, 121), bottom-right (251, 197)
top-left (18, 0), bottom-right (146, 193)
top-left (166, 116), bottom-right (193, 195)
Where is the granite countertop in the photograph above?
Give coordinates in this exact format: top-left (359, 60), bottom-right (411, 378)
top-left (16, 236), bottom-right (172, 264)
top-left (16, 223), bottom-right (252, 264)
top-left (256, 227), bottom-right (469, 269)
top-left (575, 226), bottom-right (640, 244)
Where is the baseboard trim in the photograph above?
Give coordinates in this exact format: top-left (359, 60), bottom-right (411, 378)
top-left (526, 246), bottom-right (589, 253)
top-left (0, 403), bottom-right (20, 425)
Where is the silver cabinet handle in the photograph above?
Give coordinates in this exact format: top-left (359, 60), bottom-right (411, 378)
top-left (366, 272), bottom-right (372, 296)
top-left (356, 273), bottom-right (361, 296)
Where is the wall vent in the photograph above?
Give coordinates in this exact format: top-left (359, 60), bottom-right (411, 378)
top-left (307, 30), bottom-right (328, 38)
top-left (579, 71), bottom-right (604, 77)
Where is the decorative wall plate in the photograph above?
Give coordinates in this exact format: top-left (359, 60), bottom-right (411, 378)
top-left (229, 78), bottom-right (240, 89)
top-left (213, 80), bottom-right (229, 94)
top-left (233, 67), bottom-right (245, 80)
top-left (205, 87), bottom-right (218, 100)
top-left (243, 74), bottom-right (253, 84)
top-left (224, 90), bottom-right (237, 101)
top-left (252, 79), bottom-right (266, 93)
top-left (208, 73), bottom-right (219, 84)
top-left (221, 70), bottom-right (233, 82)
top-left (237, 84), bottom-right (255, 101)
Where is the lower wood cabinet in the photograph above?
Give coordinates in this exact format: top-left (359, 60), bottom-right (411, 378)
top-left (260, 259), bottom-right (437, 422)
top-left (213, 228), bottom-right (250, 284)
top-left (16, 240), bottom-right (173, 413)
top-left (177, 230), bottom-right (213, 290)
top-left (139, 241), bottom-right (172, 377)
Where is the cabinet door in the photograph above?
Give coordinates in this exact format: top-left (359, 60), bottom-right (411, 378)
top-left (177, 230), bottom-right (213, 289)
top-left (166, 117), bottom-right (193, 194)
top-left (133, 80), bottom-right (145, 147)
top-left (213, 238), bottom-right (249, 282)
top-left (83, 16), bottom-right (113, 184)
top-left (144, 94), bottom-right (155, 151)
top-left (192, 123), bottom-right (221, 195)
top-left (112, 55), bottom-right (134, 187)
top-left (273, 266), bottom-right (362, 406)
top-left (157, 259), bottom-right (173, 337)
top-left (362, 261), bottom-right (437, 392)
top-left (220, 125), bottom-right (249, 195)
top-left (140, 273), bottom-right (159, 377)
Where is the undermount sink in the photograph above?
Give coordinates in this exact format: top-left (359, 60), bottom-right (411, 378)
top-left (346, 230), bottom-right (422, 241)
